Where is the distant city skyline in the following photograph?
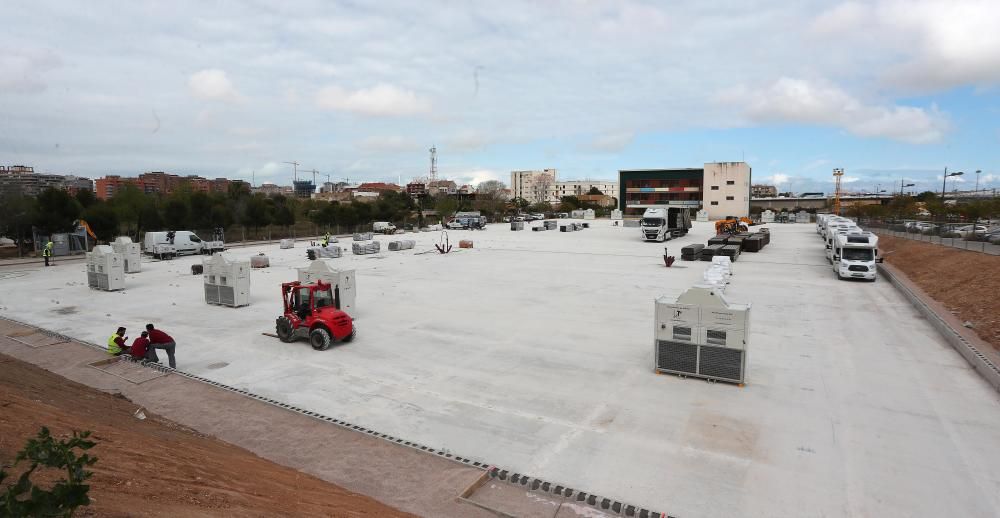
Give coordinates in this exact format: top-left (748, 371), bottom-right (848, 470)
top-left (2, 1), bottom-right (999, 195)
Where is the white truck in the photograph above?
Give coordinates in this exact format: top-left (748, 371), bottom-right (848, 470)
top-left (640, 207), bottom-right (691, 242)
top-left (143, 231), bottom-right (221, 257)
top-left (373, 221), bottom-right (397, 234)
top-left (832, 231), bottom-right (881, 281)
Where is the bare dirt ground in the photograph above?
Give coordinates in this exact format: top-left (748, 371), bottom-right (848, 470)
top-left (0, 353), bottom-right (415, 518)
top-left (880, 235), bottom-right (1000, 350)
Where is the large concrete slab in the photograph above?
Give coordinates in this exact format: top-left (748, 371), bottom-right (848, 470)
top-left (2, 221), bottom-right (999, 516)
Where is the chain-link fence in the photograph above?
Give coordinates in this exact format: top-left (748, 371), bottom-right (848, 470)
top-left (865, 219), bottom-right (1000, 256)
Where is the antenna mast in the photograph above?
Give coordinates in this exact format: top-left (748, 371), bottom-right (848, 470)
top-left (833, 168), bottom-right (844, 215)
top-left (429, 146), bottom-right (438, 182)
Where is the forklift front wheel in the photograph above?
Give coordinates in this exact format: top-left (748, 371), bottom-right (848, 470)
top-left (309, 328), bottom-right (332, 351)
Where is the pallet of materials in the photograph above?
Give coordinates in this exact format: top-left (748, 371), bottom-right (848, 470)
top-left (719, 244), bottom-right (741, 261)
top-left (681, 243), bottom-right (704, 261)
top-left (387, 240), bottom-right (415, 251)
top-left (511, 221), bottom-right (525, 231)
top-left (727, 236), bottom-right (745, 249)
top-left (702, 244), bottom-right (725, 260)
top-left (532, 226), bottom-right (545, 231)
top-left (352, 242), bottom-right (380, 255)
top-left (543, 221), bottom-right (557, 230)
top-left (353, 232), bottom-right (374, 241)
top-left (742, 235), bottom-right (764, 252)
top-left (459, 240), bottom-right (474, 248)
top-left (708, 236), bottom-right (728, 246)
top-left (307, 246), bottom-right (342, 260)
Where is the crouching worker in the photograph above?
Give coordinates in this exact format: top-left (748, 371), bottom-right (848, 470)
top-left (129, 331), bottom-right (158, 363)
top-left (146, 323), bottom-right (176, 369)
top-left (107, 327), bottom-right (128, 356)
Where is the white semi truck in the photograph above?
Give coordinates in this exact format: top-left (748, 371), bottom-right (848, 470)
top-left (832, 231), bottom-right (881, 281)
top-left (640, 207), bottom-right (691, 242)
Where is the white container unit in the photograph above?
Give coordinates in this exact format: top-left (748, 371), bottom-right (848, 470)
top-left (112, 236), bottom-right (141, 273)
top-left (760, 210), bottom-right (775, 223)
top-left (297, 260), bottom-right (356, 313)
top-left (611, 209), bottom-right (623, 220)
top-left (202, 253), bottom-right (250, 307)
top-left (280, 239), bottom-right (295, 249)
top-left (86, 245), bottom-right (125, 291)
top-left (583, 209), bottom-right (596, 220)
top-left (654, 285), bottom-right (750, 384)
top-left (696, 210), bottom-right (710, 222)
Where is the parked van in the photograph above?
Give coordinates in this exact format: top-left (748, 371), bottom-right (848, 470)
top-left (143, 231), bottom-right (207, 256)
top-left (832, 231), bottom-right (880, 281)
top-left (373, 221), bottom-right (397, 234)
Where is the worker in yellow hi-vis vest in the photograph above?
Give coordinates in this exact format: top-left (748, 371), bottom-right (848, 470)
top-left (107, 327), bottom-right (128, 356)
top-left (42, 241), bottom-right (53, 267)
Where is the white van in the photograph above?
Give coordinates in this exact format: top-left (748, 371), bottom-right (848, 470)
top-left (832, 232), bottom-right (880, 281)
top-left (143, 231), bottom-right (207, 256)
top-left (373, 221), bottom-right (397, 234)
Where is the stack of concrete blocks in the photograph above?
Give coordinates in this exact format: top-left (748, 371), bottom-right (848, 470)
top-left (250, 253), bottom-right (270, 268)
top-left (112, 236), bottom-right (141, 273)
top-left (387, 240), bottom-right (415, 251)
top-left (297, 260), bottom-right (356, 313)
top-left (611, 209), bottom-right (623, 220)
top-left (352, 241), bottom-right (380, 255)
top-left (583, 209), bottom-right (596, 220)
top-left (307, 246), bottom-right (342, 260)
top-left (86, 245), bottom-right (125, 291)
top-left (202, 253), bottom-right (251, 308)
top-left (280, 239), bottom-right (295, 249)
top-left (760, 210), bottom-right (775, 223)
top-left (353, 232), bottom-right (373, 241)
top-left (696, 210), bottom-right (710, 222)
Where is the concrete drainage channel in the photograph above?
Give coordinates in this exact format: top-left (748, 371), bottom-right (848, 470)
top-left (878, 265), bottom-right (1000, 392)
top-left (0, 316), bottom-right (668, 518)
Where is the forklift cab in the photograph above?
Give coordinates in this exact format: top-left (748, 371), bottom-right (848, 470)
top-left (284, 281), bottom-right (342, 321)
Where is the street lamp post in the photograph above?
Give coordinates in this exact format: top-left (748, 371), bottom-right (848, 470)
top-left (941, 168), bottom-right (964, 199)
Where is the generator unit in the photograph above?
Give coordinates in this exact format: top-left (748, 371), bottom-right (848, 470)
top-left (202, 253), bottom-right (251, 307)
top-left (86, 245), bottom-right (125, 291)
top-left (654, 285), bottom-right (750, 384)
top-left (297, 260), bottom-right (356, 313)
top-left (112, 236), bottom-right (141, 273)
top-left (611, 209), bottom-right (623, 220)
top-left (760, 210), bottom-right (775, 223)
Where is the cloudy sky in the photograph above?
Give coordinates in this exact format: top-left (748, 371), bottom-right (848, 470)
top-left (2, 0), bottom-right (999, 193)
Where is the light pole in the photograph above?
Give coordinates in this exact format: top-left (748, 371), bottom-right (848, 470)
top-left (941, 168), bottom-right (963, 200)
top-left (975, 170), bottom-right (981, 193)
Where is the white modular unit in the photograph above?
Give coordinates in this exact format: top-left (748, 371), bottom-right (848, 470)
top-left (202, 253), bottom-right (251, 307)
top-left (611, 209), bottom-right (623, 220)
top-left (654, 285), bottom-right (750, 384)
top-left (796, 211), bottom-right (811, 223)
top-left (696, 210), bottom-right (710, 222)
top-left (583, 209), bottom-right (596, 220)
top-left (112, 236), bottom-right (141, 273)
top-left (280, 239), bottom-right (295, 249)
top-left (297, 261), bottom-right (356, 313)
top-left (570, 209), bottom-right (586, 219)
top-left (760, 210), bottom-right (775, 223)
top-left (85, 245), bottom-right (125, 291)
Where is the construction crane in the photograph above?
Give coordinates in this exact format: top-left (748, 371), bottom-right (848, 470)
top-left (429, 146), bottom-right (437, 182)
top-left (833, 168), bottom-right (844, 215)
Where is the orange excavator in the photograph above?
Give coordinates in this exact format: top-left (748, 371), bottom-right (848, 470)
top-left (714, 217), bottom-right (753, 235)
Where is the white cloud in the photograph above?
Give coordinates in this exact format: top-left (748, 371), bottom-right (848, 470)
top-left (583, 132), bottom-right (634, 153)
top-left (765, 173), bottom-right (790, 185)
top-left (722, 77), bottom-right (949, 144)
top-left (315, 84), bottom-right (430, 117)
top-left (812, 1), bottom-right (1000, 91)
top-left (356, 135), bottom-right (421, 153)
top-left (188, 69), bottom-right (244, 103)
top-left (0, 48), bottom-right (61, 93)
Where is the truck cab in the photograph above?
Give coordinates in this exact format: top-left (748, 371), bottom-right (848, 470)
top-left (373, 221), bottom-right (397, 234)
top-left (641, 207), bottom-right (691, 242)
top-left (832, 232), bottom-right (880, 281)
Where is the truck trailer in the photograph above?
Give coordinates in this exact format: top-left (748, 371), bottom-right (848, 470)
top-left (640, 207), bottom-right (691, 242)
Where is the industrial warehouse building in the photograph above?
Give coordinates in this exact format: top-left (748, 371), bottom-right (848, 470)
top-left (618, 161), bottom-right (751, 219)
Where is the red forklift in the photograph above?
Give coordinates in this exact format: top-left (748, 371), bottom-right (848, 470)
top-left (276, 280), bottom-right (355, 350)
